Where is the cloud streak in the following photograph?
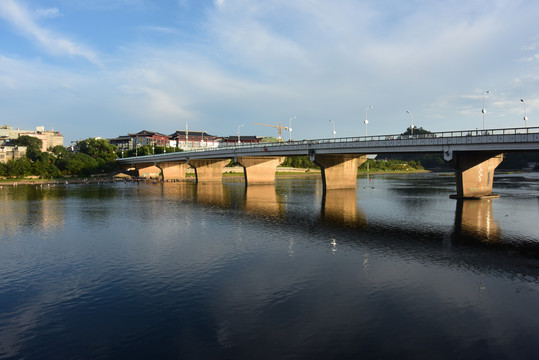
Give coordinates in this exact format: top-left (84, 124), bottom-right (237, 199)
top-left (0, 0), bottom-right (99, 64)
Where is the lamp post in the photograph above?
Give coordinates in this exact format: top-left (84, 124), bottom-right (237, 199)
top-left (289, 116), bottom-right (295, 141)
top-left (237, 124), bottom-right (244, 145)
top-left (329, 119), bottom-right (336, 138)
top-left (365, 105), bottom-right (373, 137)
top-left (521, 99), bottom-right (528, 128)
top-left (482, 90), bottom-right (490, 130)
top-left (406, 110), bottom-right (414, 136)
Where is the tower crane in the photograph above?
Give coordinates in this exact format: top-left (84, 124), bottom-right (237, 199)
top-left (253, 122), bottom-right (289, 141)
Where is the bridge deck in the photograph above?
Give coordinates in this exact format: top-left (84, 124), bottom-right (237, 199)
top-left (118, 127), bottom-right (539, 164)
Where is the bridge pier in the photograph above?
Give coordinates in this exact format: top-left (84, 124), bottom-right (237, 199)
top-left (135, 164), bottom-right (161, 178)
top-left (313, 154), bottom-right (367, 191)
top-left (445, 151), bottom-right (503, 199)
top-left (237, 156), bottom-right (285, 184)
top-left (189, 159), bottom-right (230, 183)
top-left (157, 161), bottom-right (188, 181)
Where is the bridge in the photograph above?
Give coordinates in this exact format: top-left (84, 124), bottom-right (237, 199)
top-left (117, 127), bottom-right (539, 199)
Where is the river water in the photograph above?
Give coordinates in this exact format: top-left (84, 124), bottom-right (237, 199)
top-left (0, 173), bottom-right (538, 359)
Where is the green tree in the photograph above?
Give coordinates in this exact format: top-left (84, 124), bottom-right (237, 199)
top-left (52, 145), bottom-right (69, 159)
top-left (281, 156), bottom-right (319, 169)
top-left (401, 126), bottom-right (432, 136)
top-left (5, 158), bottom-right (32, 177)
top-left (64, 153), bottom-right (98, 175)
top-left (11, 135), bottom-right (43, 161)
top-left (78, 138), bottom-right (117, 160)
top-left (261, 137), bottom-right (281, 143)
top-left (77, 138), bottom-right (118, 173)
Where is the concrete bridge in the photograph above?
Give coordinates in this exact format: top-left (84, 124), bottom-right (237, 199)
top-left (117, 127), bottom-right (539, 199)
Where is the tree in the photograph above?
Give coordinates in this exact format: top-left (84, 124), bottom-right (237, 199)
top-left (12, 135), bottom-right (43, 149)
top-left (52, 145), bottom-right (69, 159)
top-left (5, 158), bottom-right (32, 177)
top-left (77, 138), bottom-right (117, 160)
top-left (12, 135), bottom-right (43, 161)
top-left (77, 138), bottom-right (118, 173)
top-left (64, 153), bottom-right (98, 175)
top-left (261, 137), bottom-right (281, 143)
top-left (401, 126), bottom-right (432, 136)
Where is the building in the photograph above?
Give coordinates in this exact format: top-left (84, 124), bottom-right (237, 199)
top-left (219, 136), bottom-right (263, 147)
top-left (169, 130), bottom-right (219, 150)
top-left (0, 146), bottom-right (27, 164)
top-left (0, 125), bottom-right (63, 151)
top-left (108, 135), bottom-right (134, 152)
top-left (109, 130), bottom-right (170, 153)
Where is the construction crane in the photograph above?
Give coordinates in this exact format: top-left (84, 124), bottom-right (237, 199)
top-left (253, 122), bottom-right (289, 141)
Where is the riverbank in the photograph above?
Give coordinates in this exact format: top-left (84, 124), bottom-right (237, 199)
top-left (0, 167), bottom-right (432, 186)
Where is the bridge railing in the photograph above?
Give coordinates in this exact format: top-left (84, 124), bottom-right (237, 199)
top-left (120, 126), bottom-right (538, 160)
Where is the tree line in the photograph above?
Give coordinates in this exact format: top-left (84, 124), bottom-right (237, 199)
top-left (0, 136), bottom-right (119, 178)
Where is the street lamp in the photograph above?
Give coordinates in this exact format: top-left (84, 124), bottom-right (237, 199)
top-left (482, 90), bottom-right (491, 130)
top-left (406, 110), bottom-right (414, 136)
top-left (289, 116), bottom-right (295, 141)
top-left (329, 119), bottom-right (336, 138)
top-left (237, 124), bottom-right (245, 144)
top-left (365, 105), bottom-right (373, 137)
top-left (521, 99), bottom-right (528, 128)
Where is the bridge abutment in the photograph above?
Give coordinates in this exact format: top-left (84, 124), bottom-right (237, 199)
top-left (189, 159), bottom-right (230, 183)
top-left (157, 161), bottom-right (187, 181)
top-left (314, 154), bottom-right (367, 191)
top-left (237, 156), bottom-right (285, 184)
top-left (447, 152), bottom-right (503, 199)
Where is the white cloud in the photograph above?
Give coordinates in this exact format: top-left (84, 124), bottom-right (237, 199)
top-left (35, 7), bottom-right (61, 19)
top-left (0, 0), bottom-right (100, 64)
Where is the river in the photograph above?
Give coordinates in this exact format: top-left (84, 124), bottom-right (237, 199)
top-left (0, 173), bottom-right (538, 359)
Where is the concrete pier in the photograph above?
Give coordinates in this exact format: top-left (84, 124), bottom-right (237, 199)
top-left (135, 164), bottom-right (161, 178)
top-left (189, 159), bottom-right (230, 183)
top-left (237, 156), bottom-right (285, 184)
top-left (448, 152), bottom-right (503, 199)
top-left (314, 154), bottom-right (367, 191)
top-left (157, 161), bottom-right (187, 181)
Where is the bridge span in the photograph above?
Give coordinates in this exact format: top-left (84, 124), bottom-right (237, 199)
top-left (117, 127), bottom-right (539, 199)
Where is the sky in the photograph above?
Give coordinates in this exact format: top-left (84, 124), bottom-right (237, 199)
top-left (0, 0), bottom-right (538, 144)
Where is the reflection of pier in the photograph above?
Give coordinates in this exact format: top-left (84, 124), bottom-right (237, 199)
top-left (453, 199), bottom-right (500, 242)
top-left (321, 189), bottom-right (367, 227)
top-left (244, 185), bottom-right (284, 217)
top-left (195, 182), bottom-right (228, 206)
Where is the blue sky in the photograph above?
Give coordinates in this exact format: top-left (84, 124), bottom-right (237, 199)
top-left (0, 0), bottom-right (538, 144)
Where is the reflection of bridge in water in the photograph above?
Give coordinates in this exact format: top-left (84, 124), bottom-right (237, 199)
top-left (157, 182), bottom-right (505, 242)
top-left (155, 181), bottom-right (537, 279)
top-left (119, 127), bottom-right (539, 199)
